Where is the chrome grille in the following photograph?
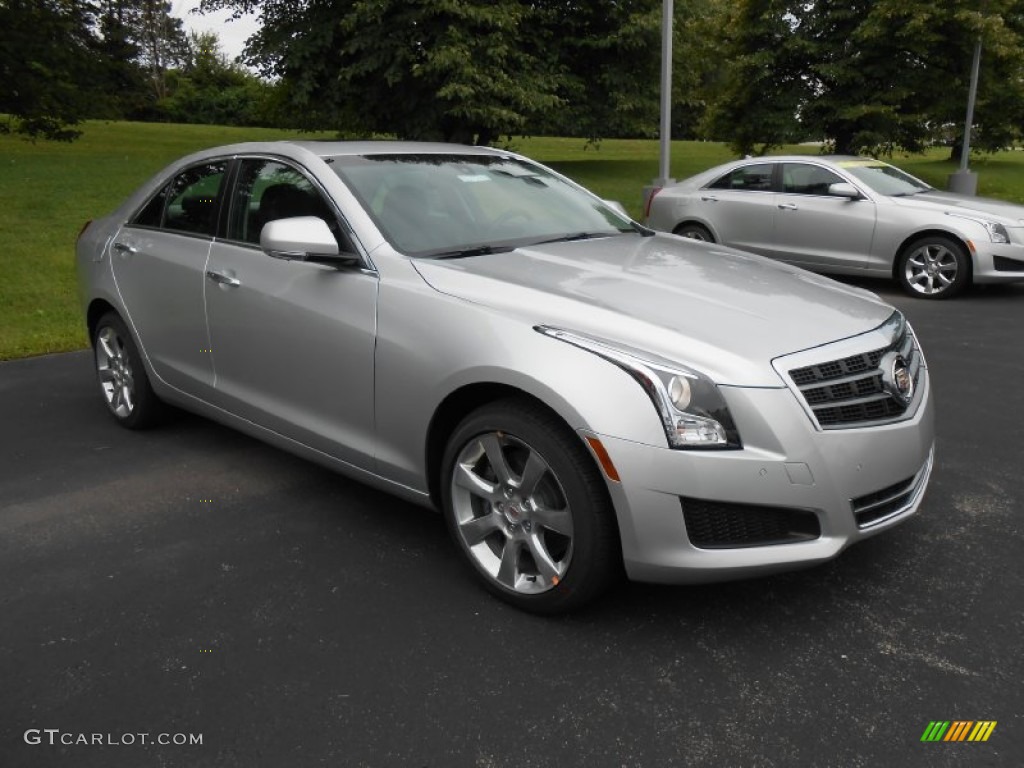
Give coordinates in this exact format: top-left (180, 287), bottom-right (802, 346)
top-left (851, 450), bottom-right (933, 528)
top-left (789, 315), bottom-right (922, 429)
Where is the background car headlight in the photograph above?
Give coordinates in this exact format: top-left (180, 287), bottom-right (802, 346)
top-left (536, 326), bottom-right (742, 449)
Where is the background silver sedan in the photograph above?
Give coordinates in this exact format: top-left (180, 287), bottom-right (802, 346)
top-left (646, 155), bottom-right (1024, 298)
top-left (77, 142), bottom-right (933, 613)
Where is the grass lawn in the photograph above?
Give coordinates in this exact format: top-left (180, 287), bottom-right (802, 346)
top-left (2, 120), bottom-right (1023, 360)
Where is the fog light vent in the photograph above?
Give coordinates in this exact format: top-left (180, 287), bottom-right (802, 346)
top-left (681, 497), bottom-right (821, 549)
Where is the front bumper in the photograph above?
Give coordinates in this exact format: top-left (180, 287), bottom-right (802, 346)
top-left (973, 241), bottom-right (1024, 284)
top-left (592, 371), bottom-right (934, 585)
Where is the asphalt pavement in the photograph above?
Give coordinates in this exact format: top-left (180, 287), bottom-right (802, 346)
top-left (1, 280), bottom-right (1022, 767)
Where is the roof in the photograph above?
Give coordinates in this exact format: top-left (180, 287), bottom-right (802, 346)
top-left (285, 140), bottom-right (506, 157)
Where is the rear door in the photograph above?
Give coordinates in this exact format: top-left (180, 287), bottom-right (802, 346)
top-left (109, 160), bottom-right (226, 397)
top-left (698, 163), bottom-right (778, 255)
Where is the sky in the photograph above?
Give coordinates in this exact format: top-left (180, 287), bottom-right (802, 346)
top-left (170, 1), bottom-right (262, 62)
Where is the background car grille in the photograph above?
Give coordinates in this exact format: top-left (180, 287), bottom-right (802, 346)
top-left (789, 320), bottom-right (921, 428)
top-left (681, 497), bottom-right (820, 548)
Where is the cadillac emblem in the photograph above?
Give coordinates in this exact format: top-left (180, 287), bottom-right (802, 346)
top-left (881, 352), bottom-right (914, 404)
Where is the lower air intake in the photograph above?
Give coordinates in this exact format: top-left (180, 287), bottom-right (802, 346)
top-left (681, 497), bottom-right (821, 549)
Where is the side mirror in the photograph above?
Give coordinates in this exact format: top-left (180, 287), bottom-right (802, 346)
top-left (260, 216), bottom-right (344, 263)
top-left (828, 182), bottom-right (862, 200)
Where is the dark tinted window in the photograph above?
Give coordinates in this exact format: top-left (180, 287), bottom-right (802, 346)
top-left (141, 162), bottom-right (227, 236)
top-left (228, 159), bottom-right (344, 248)
top-left (781, 163), bottom-right (846, 196)
top-left (707, 164), bottom-right (775, 192)
top-left (133, 187), bottom-right (168, 228)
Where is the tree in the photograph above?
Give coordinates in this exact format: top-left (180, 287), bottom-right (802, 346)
top-left (0, 0), bottom-right (101, 140)
top-left (536, 1), bottom-right (662, 141)
top-left (197, 0), bottom-right (697, 143)
top-left (93, 0), bottom-right (150, 119)
top-left (707, 0), bottom-right (1024, 156)
top-left (198, 0), bottom-right (558, 142)
top-left (131, 0), bottom-right (190, 102)
top-left (703, 0), bottom-right (811, 154)
top-left (162, 31), bottom-right (275, 126)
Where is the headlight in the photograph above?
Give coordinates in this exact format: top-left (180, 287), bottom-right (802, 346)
top-left (536, 326), bottom-right (742, 449)
top-left (981, 220), bottom-right (1010, 244)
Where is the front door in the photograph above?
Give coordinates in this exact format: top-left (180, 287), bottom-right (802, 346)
top-left (204, 157), bottom-right (379, 470)
top-left (771, 162), bottom-right (877, 269)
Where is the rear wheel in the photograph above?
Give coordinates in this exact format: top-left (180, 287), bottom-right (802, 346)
top-left (897, 235), bottom-right (970, 299)
top-left (673, 222), bottom-right (714, 242)
top-left (92, 312), bottom-right (163, 428)
top-left (440, 399), bottom-right (620, 613)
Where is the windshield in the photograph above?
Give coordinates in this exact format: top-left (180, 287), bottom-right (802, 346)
top-left (836, 160), bottom-right (932, 196)
top-left (329, 153), bottom-right (635, 256)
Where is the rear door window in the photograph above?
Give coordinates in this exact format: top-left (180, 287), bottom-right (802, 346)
top-left (706, 164), bottom-right (775, 192)
top-left (130, 161), bottom-right (228, 237)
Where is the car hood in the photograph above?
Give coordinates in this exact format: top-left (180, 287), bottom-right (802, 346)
top-left (892, 191), bottom-right (1024, 225)
top-left (413, 234), bottom-right (894, 386)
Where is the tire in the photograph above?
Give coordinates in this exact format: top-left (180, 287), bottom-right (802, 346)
top-left (440, 398), bottom-right (620, 614)
top-left (897, 235), bottom-right (970, 299)
top-left (673, 222), bottom-right (714, 242)
top-left (92, 312), bottom-right (164, 429)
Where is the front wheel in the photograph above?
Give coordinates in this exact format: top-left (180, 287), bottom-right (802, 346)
top-left (897, 235), bottom-right (970, 299)
top-left (92, 312), bottom-right (163, 428)
top-left (440, 399), bottom-right (620, 613)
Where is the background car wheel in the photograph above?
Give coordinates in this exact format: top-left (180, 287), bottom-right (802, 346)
top-left (897, 235), bottom-right (970, 299)
top-left (673, 223), bottom-right (714, 242)
top-left (440, 398), bottom-right (620, 614)
top-left (93, 312), bottom-right (163, 429)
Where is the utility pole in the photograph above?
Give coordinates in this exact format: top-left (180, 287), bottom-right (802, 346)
top-left (642, 0), bottom-right (674, 219)
top-left (949, 3), bottom-right (987, 196)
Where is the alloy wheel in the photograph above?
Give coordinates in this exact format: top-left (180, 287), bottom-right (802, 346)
top-left (903, 243), bottom-right (960, 296)
top-left (449, 431), bottom-right (574, 594)
top-left (95, 325), bottom-right (136, 418)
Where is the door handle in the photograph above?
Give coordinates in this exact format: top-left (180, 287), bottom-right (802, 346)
top-left (778, 203), bottom-right (799, 211)
top-left (206, 270), bottom-right (240, 288)
top-left (700, 195), bottom-right (719, 202)
top-left (112, 242), bottom-right (137, 255)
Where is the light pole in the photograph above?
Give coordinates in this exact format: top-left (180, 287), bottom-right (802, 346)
top-left (642, 0), bottom-right (673, 219)
top-left (949, 3), bottom-right (988, 196)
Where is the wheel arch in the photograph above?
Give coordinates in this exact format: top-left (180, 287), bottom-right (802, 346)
top-left (672, 219), bottom-right (717, 241)
top-left (425, 382), bottom-right (582, 511)
top-left (86, 298), bottom-right (120, 343)
top-left (893, 229), bottom-right (974, 281)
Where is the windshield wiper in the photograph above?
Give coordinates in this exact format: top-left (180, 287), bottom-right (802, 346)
top-left (532, 231), bottom-right (615, 245)
top-left (427, 244), bottom-right (516, 260)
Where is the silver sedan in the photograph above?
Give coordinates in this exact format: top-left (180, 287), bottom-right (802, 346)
top-left (77, 142), bottom-right (934, 612)
top-left (646, 155), bottom-right (1024, 298)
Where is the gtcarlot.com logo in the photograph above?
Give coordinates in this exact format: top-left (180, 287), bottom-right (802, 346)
top-left (24, 729), bottom-right (203, 747)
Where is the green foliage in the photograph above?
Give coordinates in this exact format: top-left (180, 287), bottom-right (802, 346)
top-left (704, 0), bottom-right (812, 154)
top-left (158, 32), bottom-right (277, 126)
top-left (199, 0), bottom-right (723, 143)
top-left (198, 0), bottom-right (567, 144)
top-left (0, 0), bottom-right (276, 139)
top-left (0, 0), bottom-right (102, 140)
top-left (709, 0), bottom-right (1024, 156)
